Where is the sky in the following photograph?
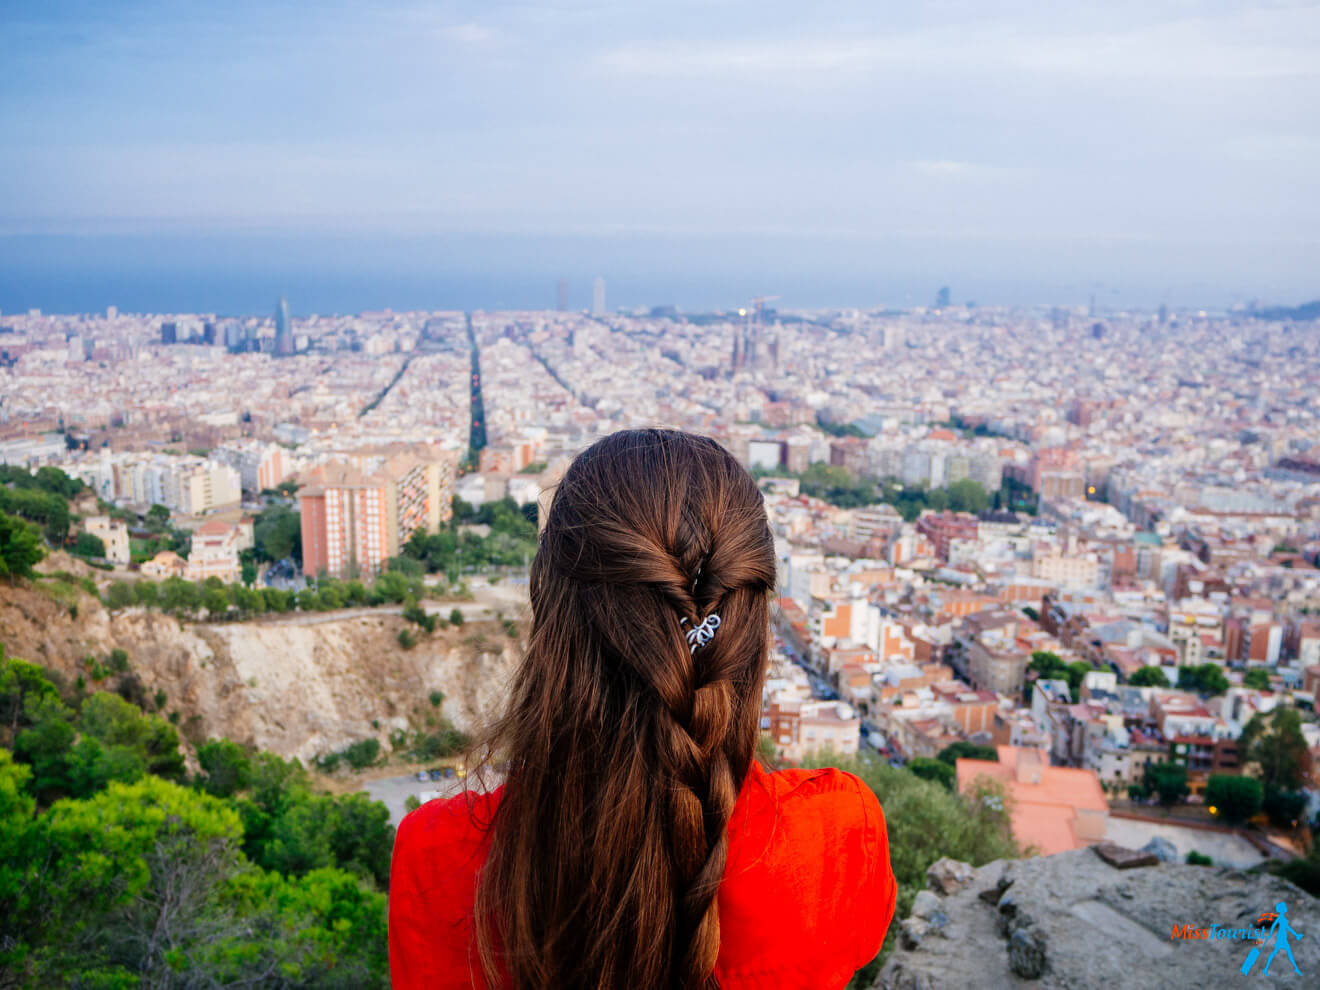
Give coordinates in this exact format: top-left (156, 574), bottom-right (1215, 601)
top-left (1, 1), bottom-right (1317, 314)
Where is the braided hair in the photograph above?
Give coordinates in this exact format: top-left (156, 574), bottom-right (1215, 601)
top-left (471, 429), bottom-right (777, 989)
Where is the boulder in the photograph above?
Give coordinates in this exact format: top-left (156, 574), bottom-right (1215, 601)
top-left (1008, 926), bottom-right (1048, 979)
top-left (910, 890), bottom-right (942, 920)
top-left (926, 857), bottom-right (975, 895)
top-left (1093, 841), bottom-right (1161, 869)
top-left (875, 847), bottom-right (1320, 990)
top-left (1141, 836), bottom-right (1178, 863)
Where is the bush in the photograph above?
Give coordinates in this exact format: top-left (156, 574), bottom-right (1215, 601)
top-left (402, 598), bottom-right (436, 633)
top-left (397, 628), bottom-right (417, 650)
top-left (429, 690), bottom-right (445, 708)
top-left (449, 607), bottom-right (465, 626)
top-left (1205, 774), bottom-right (1262, 824)
top-left (1143, 761), bottom-right (1188, 806)
top-left (73, 531), bottom-right (106, 559)
top-left (805, 751), bottom-right (1018, 979)
top-left (1262, 788), bottom-right (1308, 828)
top-left (1186, 850), bottom-right (1213, 866)
top-left (908, 757), bottom-right (955, 790)
top-left (342, 738), bottom-right (380, 771)
top-left (937, 741), bottom-right (997, 766)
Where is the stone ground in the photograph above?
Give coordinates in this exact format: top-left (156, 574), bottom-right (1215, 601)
top-left (876, 847), bottom-right (1318, 989)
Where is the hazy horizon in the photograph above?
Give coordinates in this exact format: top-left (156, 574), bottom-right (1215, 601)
top-left (4, 1), bottom-right (1318, 315)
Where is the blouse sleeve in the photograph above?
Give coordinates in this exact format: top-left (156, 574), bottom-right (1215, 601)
top-left (389, 806), bottom-right (446, 989)
top-left (853, 777), bottom-right (898, 971)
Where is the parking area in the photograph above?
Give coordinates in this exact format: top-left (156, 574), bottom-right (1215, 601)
top-left (361, 771), bottom-right (467, 827)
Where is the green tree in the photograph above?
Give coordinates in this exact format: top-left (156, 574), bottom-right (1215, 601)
top-left (144, 503), bottom-right (172, 531)
top-left (1, 648), bottom-right (63, 740)
top-left (1205, 774), bottom-right (1262, 824)
top-left (449, 607), bottom-right (465, 627)
top-left (1242, 668), bottom-right (1271, 691)
top-left (0, 510), bottom-right (46, 582)
top-left (908, 757), bottom-right (955, 790)
top-left (79, 691), bottom-right (186, 782)
top-left (945, 478), bottom-right (989, 514)
top-left (72, 531), bottom-right (106, 558)
top-left (1262, 788), bottom-right (1308, 828)
top-left (197, 738), bottom-right (253, 798)
top-left (1243, 708), bottom-right (1311, 794)
top-left (1128, 666), bottom-right (1170, 688)
top-left (1143, 761), bottom-right (1188, 806)
top-left (1177, 662), bottom-right (1229, 696)
top-left (253, 505), bottom-right (302, 564)
top-left (937, 741), bottom-right (998, 766)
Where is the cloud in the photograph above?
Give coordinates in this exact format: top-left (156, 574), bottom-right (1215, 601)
top-left (597, 7), bottom-right (1320, 83)
top-left (439, 22), bottom-right (497, 45)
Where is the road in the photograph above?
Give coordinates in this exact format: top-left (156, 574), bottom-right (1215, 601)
top-left (362, 770), bottom-right (504, 827)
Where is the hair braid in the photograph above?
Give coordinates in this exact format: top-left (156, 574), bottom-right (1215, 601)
top-left (471, 429), bottom-right (776, 990)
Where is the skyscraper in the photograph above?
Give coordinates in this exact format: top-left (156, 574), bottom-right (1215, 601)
top-left (275, 296), bottom-right (293, 356)
top-left (161, 321), bottom-right (178, 345)
top-left (592, 277), bottom-right (606, 317)
top-left (557, 278), bottom-right (568, 312)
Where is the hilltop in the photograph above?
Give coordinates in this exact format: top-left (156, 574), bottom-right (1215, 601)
top-left (0, 565), bottom-right (522, 764)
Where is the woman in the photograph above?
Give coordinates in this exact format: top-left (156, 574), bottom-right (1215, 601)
top-left (389, 429), bottom-right (896, 989)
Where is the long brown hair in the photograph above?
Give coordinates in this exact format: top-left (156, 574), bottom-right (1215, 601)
top-left (469, 428), bottom-right (777, 989)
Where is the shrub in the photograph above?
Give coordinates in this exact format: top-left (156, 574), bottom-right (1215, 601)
top-left (429, 690), bottom-right (444, 708)
top-left (1205, 774), bottom-right (1262, 824)
top-left (342, 738), bottom-right (380, 771)
top-left (1186, 850), bottom-right (1213, 866)
top-left (449, 608), bottom-right (464, 627)
top-left (397, 628), bottom-right (416, 650)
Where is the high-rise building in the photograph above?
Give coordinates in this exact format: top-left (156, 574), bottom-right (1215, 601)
top-left (592, 276), bottom-right (606, 316)
top-left (275, 296), bottom-right (293, 356)
top-left (161, 322), bottom-right (178, 345)
top-left (556, 279), bottom-right (568, 312)
top-left (299, 448), bottom-right (457, 578)
top-left (213, 440), bottom-right (287, 493)
top-left (106, 305), bottom-right (117, 320)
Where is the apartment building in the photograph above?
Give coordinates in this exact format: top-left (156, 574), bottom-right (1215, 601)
top-left (186, 519), bottom-right (242, 583)
top-left (299, 449), bottom-right (456, 578)
top-left (83, 514), bottom-right (130, 564)
top-left (766, 698), bottom-right (861, 763)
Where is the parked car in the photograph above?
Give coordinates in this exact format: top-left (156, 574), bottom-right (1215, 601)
top-left (429, 768), bottom-right (444, 781)
top-left (415, 771), bottom-right (429, 782)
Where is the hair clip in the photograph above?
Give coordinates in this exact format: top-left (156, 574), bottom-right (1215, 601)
top-left (681, 613), bottom-right (721, 653)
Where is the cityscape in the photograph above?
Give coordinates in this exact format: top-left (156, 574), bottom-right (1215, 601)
top-left (4, 0), bottom-right (1320, 986)
top-left (6, 290), bottom-right (1320, 984)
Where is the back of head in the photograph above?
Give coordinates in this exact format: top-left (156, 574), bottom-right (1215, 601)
top-left (473, 428), bottom-right (777, 989)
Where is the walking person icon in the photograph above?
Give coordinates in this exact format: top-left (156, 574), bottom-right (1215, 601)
top-left (1260, 901), bottom-right (1304, 976)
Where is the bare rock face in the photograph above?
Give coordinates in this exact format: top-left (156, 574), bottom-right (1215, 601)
top-left (878, 846), bottom-right (1320, 990)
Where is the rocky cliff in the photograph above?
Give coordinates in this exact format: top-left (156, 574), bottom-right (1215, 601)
top-left (877, 845), bottom-right (1317, 989)
top-left (0, 575), bottom-right (520, 763)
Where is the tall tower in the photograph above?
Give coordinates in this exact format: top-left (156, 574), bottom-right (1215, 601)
top-left (592, 277), bottom-right (606, 317)
top-left (275, 296), bottom-right (293, 356)
top-left (556, 279), bottom-right (568, 312)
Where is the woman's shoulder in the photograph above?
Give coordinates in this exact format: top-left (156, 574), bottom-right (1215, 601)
top-left (745, 760), bottom-right (880, 819)
top-left (393, 787), bottom-right (502, 877)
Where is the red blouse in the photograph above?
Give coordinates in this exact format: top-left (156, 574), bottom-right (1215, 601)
top-left (388, 760), bottom-right (897, 989)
